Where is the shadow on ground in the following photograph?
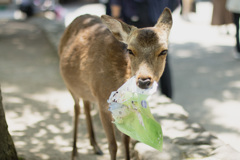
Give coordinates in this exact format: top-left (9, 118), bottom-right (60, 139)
top-left (170, 41), bottom-right (240, 150)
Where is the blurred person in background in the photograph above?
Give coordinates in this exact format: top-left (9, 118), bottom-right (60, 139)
top-left (181, 0), bottom-right (196, 21)
top-left (226, 0), bottom-right (240, 59)
top-left (108, 0), bottom-right (181, 99)
top-left (19, 0), bottom-right (35, 17)
top-left (211, 0), bottom-right (233, 32)
top-left (19, 0), bottom-right (64, 20)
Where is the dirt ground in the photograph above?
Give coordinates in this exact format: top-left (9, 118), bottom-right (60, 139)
top-left (0, 20), bottom-right (124, 160)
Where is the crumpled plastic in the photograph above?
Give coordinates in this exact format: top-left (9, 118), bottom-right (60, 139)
top-left (107, 76), bottom-right (163, 150)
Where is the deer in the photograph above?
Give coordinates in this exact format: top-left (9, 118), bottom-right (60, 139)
top-left (58, 8), bottom-right (172, 160)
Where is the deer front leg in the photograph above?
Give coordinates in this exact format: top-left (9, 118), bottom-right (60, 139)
top-left (99, 103), bottom-right (117, 160)
top-left (122, 133), bottom-right (130, 160)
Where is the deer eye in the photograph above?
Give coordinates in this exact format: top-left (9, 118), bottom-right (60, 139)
top-left (159, 50), bottom-right (168, 56)
top-left (127, 49), bottom-right (135, 56)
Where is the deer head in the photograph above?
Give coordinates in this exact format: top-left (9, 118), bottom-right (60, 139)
top-left (101, 8), bottom-right (173, 89)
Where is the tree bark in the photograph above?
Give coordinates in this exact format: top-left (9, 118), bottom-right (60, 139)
top-left (0, 87), bottom-right (18, 160)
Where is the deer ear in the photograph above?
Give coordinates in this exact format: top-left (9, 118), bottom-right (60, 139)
top-left (155, 8), bottom-right (173, 34)
top-left (101, 15), bottom-right (136, 43)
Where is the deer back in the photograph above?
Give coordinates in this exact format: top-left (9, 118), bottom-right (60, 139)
top-left (59, 15), bottom-right (130, 102)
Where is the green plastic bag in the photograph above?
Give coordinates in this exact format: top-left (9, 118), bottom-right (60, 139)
top-left (107, 76), bottom-right (163, 150)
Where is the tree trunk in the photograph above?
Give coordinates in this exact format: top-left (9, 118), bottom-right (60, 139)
top-left (0, 87), bottom-right (18, 160)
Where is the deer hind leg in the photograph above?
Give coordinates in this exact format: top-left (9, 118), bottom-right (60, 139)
top-left (83, 100), bottom-right (103, 155)
top-left (71, 93), bottom-right (80, 160)
top-left (122, 133), bottom-right (130, 160)
top-left (98, 103), bottom-right (117, 160)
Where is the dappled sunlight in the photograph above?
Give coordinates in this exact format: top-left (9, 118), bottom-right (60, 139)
top-left (202, 98), bottom-right (240, 152)
top-left (229, 81), bottom-right (240, 89)
top-left (5, 97), bottom-right (105, 159)
top-left (2, 81), bottom-right (112, 159)
top-left (2, 81), bottom-right (116, 159)
top-left (170, 2), bottom-right (240, 153)
top-left (25, 88), bottom-right (74, 113)
top-left (1, 84), bottom-right (21, 93)
top-left (224, 70), bottom-right (234, 77)
top-left (174, 49), bottom-right (193, 58)
top-left (7, 104), bottom-right (45, 130)
top-left (4, 96), bottom-right (23, 104)
top-left (162, 120), bottom-right (190, 139)
top-left (203, 98), bottom-right (240, 129)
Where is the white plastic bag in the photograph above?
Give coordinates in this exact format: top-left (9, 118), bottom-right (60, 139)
top-left (107, 76), bottom-right (163, 150)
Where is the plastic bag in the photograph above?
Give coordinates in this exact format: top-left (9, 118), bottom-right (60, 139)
top-left (107, 76), bottom-right (163, 150)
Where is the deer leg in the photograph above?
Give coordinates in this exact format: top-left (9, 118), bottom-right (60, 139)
top-left (99, 104), bottom-right (117, 160)
top-left (122, 133), bottom-right (130, 160)
top-left (83, 100), bottom-right (103, 155)
top-left (71, 95), bottom-right (80, 160)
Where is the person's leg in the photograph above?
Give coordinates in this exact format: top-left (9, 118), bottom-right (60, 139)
top-left (105, 2), bottom-right (111, 16)
top-left (233, 13), bottom-right (240, 52)
top-left (159, 55), bottom-right (173, 99)
top-left (182, 0), bottom-right (193, 16)
top-left (232, 13), bottom-right (240, 59)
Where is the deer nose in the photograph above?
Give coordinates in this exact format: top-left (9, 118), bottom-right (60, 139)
top-left (137, 78), bottom-right (152, 89)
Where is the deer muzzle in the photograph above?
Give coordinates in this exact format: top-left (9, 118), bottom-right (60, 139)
top-left (137, 77), bottom-right (152, 89)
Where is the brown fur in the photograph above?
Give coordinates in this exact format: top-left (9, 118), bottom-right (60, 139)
top-left (136, 29), bottom-right (159, 47)
top-left (59, 8), bottom-right (172, 160)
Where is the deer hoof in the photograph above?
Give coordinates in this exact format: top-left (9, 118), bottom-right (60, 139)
top-left (72, 147), bottom-right (78, 160)
top-left (94, 145), bottom-right (103, 155)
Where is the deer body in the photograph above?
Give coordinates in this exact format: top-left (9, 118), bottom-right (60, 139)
top-left (59, 8), bottom-right (172, 160)
top-left (59, 15), bottom-right (129, 103)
